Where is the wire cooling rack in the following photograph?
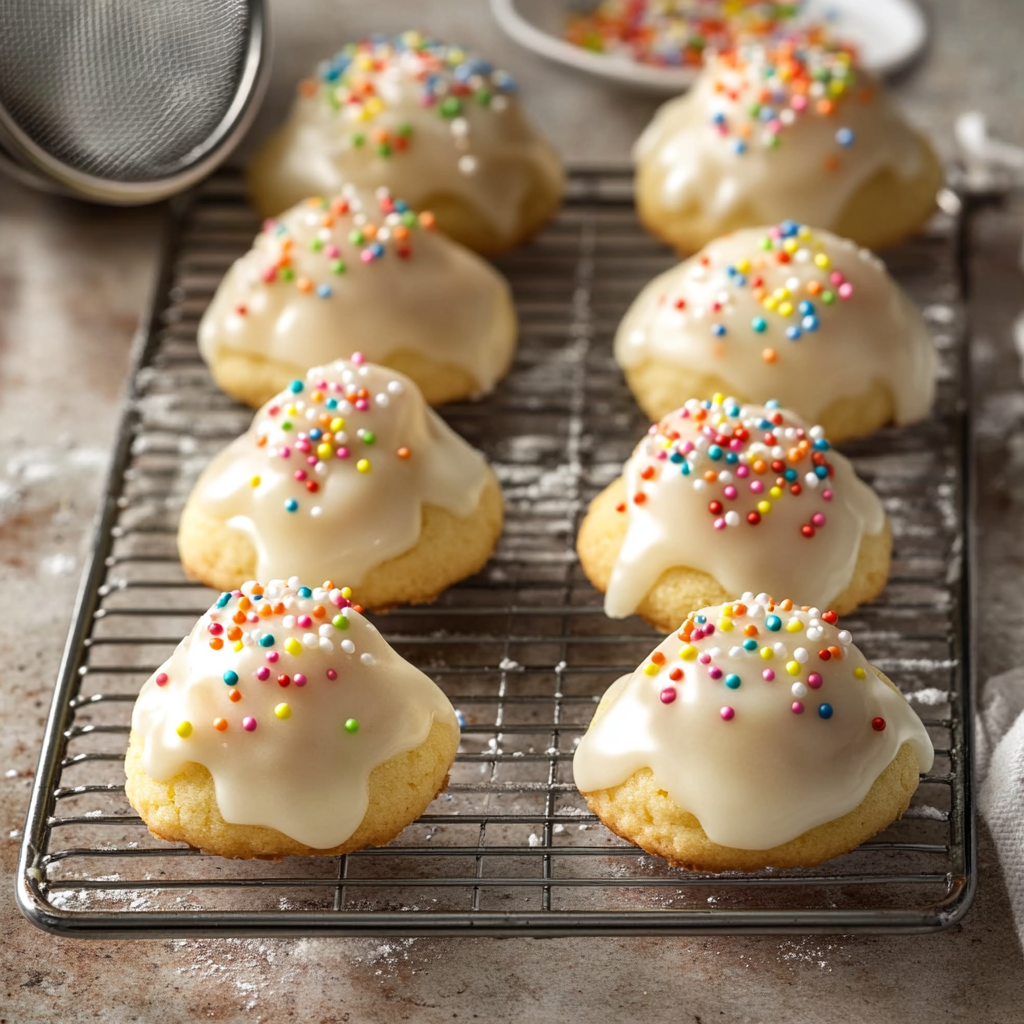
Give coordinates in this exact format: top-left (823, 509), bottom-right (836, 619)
top-left (17, 168), bottom-right (974, 937)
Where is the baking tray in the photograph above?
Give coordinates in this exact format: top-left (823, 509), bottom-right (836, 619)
top-left (17, 167), bottom-right (975, 937)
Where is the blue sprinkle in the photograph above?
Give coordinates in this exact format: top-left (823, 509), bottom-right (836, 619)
top-left (696, 614), bottom-right (707, 624)
top-left (836, 128), bottom-right (855, 147)
top-left (369, 242), bottom-right (385, 259)
top-left (734, 274), bottom-right (747, 287)
top-left (802, 314), bottom-right (820, 332)
top-left (289, 380), bottom-right (304, 394)
top-left (680, 462), bottom-right (691, 476)
top-left (285, 498), bottom-right (299, 512)
top-left (259, 634), bottom-right (275, 648)
top-left (317, 284), bottom-right (332, 299)
top-left (818, 703), bottom-right (834, 719)
top-left (751, 317), bottom-right (767, 333)
top-left (733, 140), bottom-right (747, 155)
top-left (670, 452), bottom-right (683, 464)
top-left (814, 439), bottom-right (831, 451)
top-left (784, 468), bottom-right (798, 482)
top-left (326, 398), bottom-right (338, 410)
top-left (798, 300), bottom-right (815, 316)
top-left (743, 639), bottom-right (758, 651)
top-left (309, 428), bottom-right (322, 441)
top-left (726, 265), bottom-right (737, 277)
top-left (712, 324), bottom-right (727, 337)
top-left (765, 399), bottom-right (781, 410)
top-left (298, 586), bottom-right (312, 598)
top-left (712, 112), bottom-right (726, 125)
top-left (759, 106), bottom-right (776, 122)
top-left (216, 593), bottom-right (231, 609)
top-left (725, 452), bottom-right (738, 464)
top-left (394, 200), bottom-right (408, 213)
top-left (786, 326), bottom-right (802, 341)
top-left (223, 671), bottom-right (238, 686)
top-left (725, 674), bottom-right (741, 689)
top-left (708, 445), bottom-right (723, 461)
top-left (726, 405), bottom-right (740, 417)
top-left (780, 220), bottom-right (799, 237)
top-left (815, 465), bottom-right (829, 479)
top-left (766, 615), bottom-right (782, 632)
top-left (493, 70), bottom-right (518, 93)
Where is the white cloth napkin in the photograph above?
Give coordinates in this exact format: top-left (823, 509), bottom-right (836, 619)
top-left (977, 667), bottom-right (1024, 943)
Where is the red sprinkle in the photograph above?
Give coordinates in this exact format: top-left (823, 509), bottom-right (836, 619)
top-left (872, 717), bottom-right (887, 731)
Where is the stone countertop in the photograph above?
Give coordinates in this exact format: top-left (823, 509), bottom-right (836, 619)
top-left (3, 1), bottom-right (1024, 1020)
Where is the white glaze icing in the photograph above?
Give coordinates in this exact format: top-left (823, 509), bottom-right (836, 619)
top-left (615, 221), bottom-right (936, 424)
top-left (605, 397), bottom-right (885, 618)
top-left (197, 188), bottom-right (517, 396)
top-left (249, 32), bottom-right (564, 245)
top-left (635, 41), bottom-right (931, 230)
top-left (132, 578), bottom-right (459, 849)
top-left (573, 595), bottom-right (934, 850)
top-left (192, 359), bottom-right (491, 585)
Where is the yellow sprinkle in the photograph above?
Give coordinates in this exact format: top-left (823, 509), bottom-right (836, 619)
top-left (737, 258), bottom-right (751, 273)
top-left (757, 500), bottom-right (771, 514)
top-left (317, 442), bottom-right (333, 460)
top-left (680, 645), bottom-right (698, 661)
top-left (643, 663), bottom-right (659, 676)
top-left (250, 475), bottom-right (261, 488)
top-left (285, 637), bottom-right (302, 656)
top-left (717, 618), bottom-right (733, 633)
top-left (233, 641), bottom-right (243, 652)
top-left (829, 79), bottom-right (846, 97)
top-left (854, 667), bottom-right (867, 679)
top-left (365, 96), bottom-right (384, 117)
top-left (357, 459), bottom-right (371, 473)
top-left (786, 661), bottom-right (801, 676)
top-left (783, 239), bottom-right (798, 254)
top-left (722, 604), bottom-right (734, 617)
top-left (287, 404), bottom-right (298, 416)
top-left (176, 721), bottom-right (193, 739)
top-left (769, 486), bottom-right (783, 499)
top-left (712, 392), bottom-right (725, 405)
top-left (763, 296), bottom-right (778, 311)
top-left (778, 301), bottom-right (794, 317)
top-left (341, 586), bottom-right (352, 599)
top-left (330, 417), bottom-right (345, 431)
top-left (760, 647), bottom-right (773, 660)
top-left (311, 390), bottom-right (324, 403)
top-left (774, 287), bottom-right (789, 300)
top-left (798, 226), bottom-right (812, 240)
top-left (814, 253), bottom-right (831, 269)
top-left (275, 703), bottom-right (291, 720)
top-left (786, 619), bottom-right (803, 633)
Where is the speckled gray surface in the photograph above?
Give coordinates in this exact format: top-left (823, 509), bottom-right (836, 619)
top-left (3, 1), bottom-right (1024, 1020)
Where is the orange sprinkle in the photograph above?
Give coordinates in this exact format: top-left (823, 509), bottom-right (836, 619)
top-left (214, 718), bottom-right (228, 732)
top-left (393, 225), bottom-right (410, 241)
top-left (297, 277), bottom-right (314, 294)
top-left (320, 215), bottom-right (335, 228)
top-left (331, 198), bottom-right (350, 215)
top-left (753, 460), bottom-right (768, 474)
top-left (312, 605), bottom-right (326, 619)
top-left (227, 626), bottom-right (242, 642)
top-left (353, 603), bottom-right (365, 614)
top-left (704, 470), bottom-right (718, 483)
top-left (733, 603), bottom-right (747, 616)
top-left (209, 638), bottom-right (223, 651)
top-left (780, 599), bottom-right (793, 611)
top-left (744, 624), bottom-right (758, 637)
top-left (828, 645), bottom-right (844, 660)
top-left (640, 466), bottom-right (655, 480)
top-left (251, 585), bottom-right (264, 596)
top-left (259, 603), bottom-right (273, 617)
top-left (299, 79), bottom-right (317, 97)
top-left (823, 155), bottom-right (840, 172)
top-left (616, 503), bottom-right (626, 513)
top-left (274, 602), bottom-right (285, 615)
top-left (419, 211), bottom-right (436, 229)
top-left (651, 652), bottom-right (666, 665)
top-left (229, 689), bottom-right (242, 703)
top-left (817, 98), bottom-right (835, 115)
top-left (238, 597), bottom-right (251, 611)
top-left (397, 447), bottom-right (411, 459)
top-left (634, 492), bottom-right (647, 505)
top-left (256, 435), bottom-right (267, 448)
top-left (762, 348), bottom-right (778, 364)
top-left (232, 611), bottom-right (246, 625)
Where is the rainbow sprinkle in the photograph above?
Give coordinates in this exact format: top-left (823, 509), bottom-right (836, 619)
top-left (623, 396), bottom-right (835, 538)
top-left (299, 31), bottom-right (518, 169)
top-left (638, 594), bottom-right (869, 721)
top-left (252, 358), bottom-right (412, 519)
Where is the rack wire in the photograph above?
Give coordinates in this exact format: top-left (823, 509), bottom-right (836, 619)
top-left (17, 168), bottom-right (974, 937)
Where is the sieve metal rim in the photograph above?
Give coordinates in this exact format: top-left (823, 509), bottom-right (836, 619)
top-left (0, 0), bottom-right (271, 205)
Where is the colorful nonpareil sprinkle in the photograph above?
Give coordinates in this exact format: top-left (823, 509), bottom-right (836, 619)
top-left (654, 221), bottom-right (857, 362)
top-left (638, 594), bottom-right (875, 725)
top-left (624, 395), bottom-right (835, 538)
top-left (151, 579), bottom-right (370, 741)
top-left (249, 359), bottom-right (413, 520)
top-left (563, 0), bottom-right (805, 69)
top-left (300, 31), bottom-right (518, 169)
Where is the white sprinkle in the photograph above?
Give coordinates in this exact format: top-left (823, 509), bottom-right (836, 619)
top-left (792, 682), bottom-right (808, 698)
top-left (341, 640), bottom-right (355, 654)
top-left (794, 647), bottom-right (809, 663)
top-left (360, 653), bottom-right (375, 666)
top-left (302, 633), bottom-right (318, 649)
top-left (310, 506), bottom-right (323, 517)
top-left (458, 154), bottom-right (478, 174)
top-left (838, 630), bottom-right (853, 645)
top-left (282, 615), bottom-right (296, 629)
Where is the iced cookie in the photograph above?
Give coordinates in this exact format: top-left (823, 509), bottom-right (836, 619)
top-left (573, 595), bottom-right (934, 871)
top-left (199, 189), bottom-right (517, 408)
top-left (178, 358), bottom-right (504, 609)
top-left (578, 397), bottom-right (890, 631)
top-left (248, 31), bottom-right (565, 254)
top-left (635, 39), bottom-right (943, 253)
top-left (125, 578), bottom-right (460, 859)
top-left (615, 221), bottom-right (936, 440)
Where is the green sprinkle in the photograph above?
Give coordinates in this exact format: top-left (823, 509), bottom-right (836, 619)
top-left (397, 122), bottom-right (414, 137)
top-left (351, 132), bottom-right (366, 148)
top-left (400, 210), bottom-right (417, 227)
top-left (281, 420), bottom-right (293, 431)
top-left (332, 614), bottom-right (349, 630)
top-left (361, 431), bottom-right (376, 445)
top-left (310, 238), bottom-right (323, 252)
top-left (439, 97), bottom-right (462, 119)
top-left (344, 718), bottom-right (360, 734)
top-left (475, 89), bottom-right (492, 107)
top-left (822, 290), bottom-right (836, 304)
top-left (349, 229), bottom-right (365, 245)
top-left (280, 267), bottom-right (294, 281)
top-left (330, 259), bottom-right (347, 275)
top-left (378, 142), bottom-right (392, 158)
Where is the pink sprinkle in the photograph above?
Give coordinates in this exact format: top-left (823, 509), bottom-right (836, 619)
top-left (326, 668), bottom-right (338, 680)
top-left (807, 672), bottom-right (823, 688)
top-left (355, 399), bottom-right (369, 411)
top-left (791, 701), bottom-right (805, 714)
top-left (681, 441), bottom-right (695, 455)
top-left (699, 653), bottom-right (712, 665)
top-left (315, 381), bottom-right (328, 390)
top-left (822, 489), bottom-right (833, 501)
top-left (660, 687), bottom-right (677, 704)
top-left (720, 706), bottom-right (735, 721)
top-left (737, 465), bottom-right (750, 478)
top-left (704, 624), bottom-right (716, 636)
top-left (325, 245), bottom-right (340, 259)
top-left (242, 717), bottom-right (257, 731)
top-left (830, 270), bottom-right (845, 286)
top-left (155, 672), bottom-right (168, 686)
top-left (351, 352), bottom-right (365, 365)
top-left (360, 250), bottom-right (374, 264)
top-left (256, 667), bottom-right (270, 681)
top-left (294, 673), bottom-right (307, 687)
top-left (330, 382), bottom-right (343, 393)
top-left (714, 517), bottom-right (726, 530)
top-left (767, 118), bottom-right (782, 133)
top-left (708, 667), bottom-right (723, 680)
top-left (297, 615), bottom-right (312, 628)
top-left (307, 456), bottom-right (317, 466)
top-left (729, 439), bottom-right (743, 451)
top-left (336, 446), bottom-right (350, 459)
top-left (267, 406), bottom-right (279, 417)
top-left (656, 450), bottom-right (667, 460)
top-left (261, 267), bottom-right (276, 283)
top-left (279, 446), bottom-right (291, 459)
top-left (266, 651), bottom-right (279, 663)
top-left (208, 622), bottom-right (223, 636)
top-left (247, 613), bottom-right (259, 623)
top-left (763, 669), bottom-right (775, 681)
top-left (294, 470), bottom-right (307, 481)
top-left (791, 95), bottom-right (808, 111)
top-left (812, 513), bottom-right (826, 528)
top-left (723, 485), bottom-right (737, 499)
top-left (750, 480), bottom-right (764, 494)
top-left (296, 439), bottom-right (311, 453)
top-left (232, 589), bottom-right (243, 596)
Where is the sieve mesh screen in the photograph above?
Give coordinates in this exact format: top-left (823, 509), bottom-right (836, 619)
top-left (0, 0), bottom-right (251, 182)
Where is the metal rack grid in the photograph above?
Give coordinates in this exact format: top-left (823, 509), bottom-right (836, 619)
top-left (17, 168), bottom-right (974, 937)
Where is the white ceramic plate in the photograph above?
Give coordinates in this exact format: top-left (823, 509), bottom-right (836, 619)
top-left (490, 0), bottom-right (928, 94)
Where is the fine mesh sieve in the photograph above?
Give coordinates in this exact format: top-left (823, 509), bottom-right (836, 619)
top-left (0, 0), bottom-right (269, 204)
